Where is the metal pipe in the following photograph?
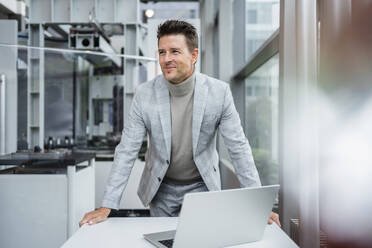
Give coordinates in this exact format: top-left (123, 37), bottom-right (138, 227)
top-left (0, 74), bottom-right (5, 155)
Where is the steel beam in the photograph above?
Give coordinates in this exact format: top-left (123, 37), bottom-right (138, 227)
top-left (27, 24), bottom-right (45, 150)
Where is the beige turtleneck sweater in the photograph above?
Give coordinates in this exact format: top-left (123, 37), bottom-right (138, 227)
top-left (164, 72), bottom-right (202, 184)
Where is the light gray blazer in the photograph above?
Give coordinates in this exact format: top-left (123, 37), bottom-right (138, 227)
top-left (102, 72), bottom-right (261, 209)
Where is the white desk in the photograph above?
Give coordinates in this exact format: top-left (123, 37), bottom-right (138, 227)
top-left (62, 217), bottom-right (298, 248)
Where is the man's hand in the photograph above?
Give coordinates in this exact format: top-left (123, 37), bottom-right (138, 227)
top-left (79, 207), bottom-right (111, 227)
top-left (267, 212), bottom-right (281, 227)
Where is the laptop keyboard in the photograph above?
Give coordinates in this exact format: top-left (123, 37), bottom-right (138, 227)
top-left (159, 239), bottom-right (174, 248)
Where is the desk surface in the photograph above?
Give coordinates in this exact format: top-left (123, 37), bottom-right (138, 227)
top-left (62, 217), bottom-right (298, 248)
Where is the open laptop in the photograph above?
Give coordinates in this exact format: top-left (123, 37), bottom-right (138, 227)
top-left (143, 184), bottom-right (279, 248)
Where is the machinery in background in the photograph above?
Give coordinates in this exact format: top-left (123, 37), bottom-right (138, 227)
top-left (68, 25), bottom-right (121, 67)
top-left (69, 27), bottom-right (100, 50)
top-left (0, 2), bottom-right (152, 248)
top-left (86, 75), bottom-right (124, 151)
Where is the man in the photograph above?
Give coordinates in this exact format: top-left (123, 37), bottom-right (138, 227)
top-left (80, 20), bottom-right (280, 227)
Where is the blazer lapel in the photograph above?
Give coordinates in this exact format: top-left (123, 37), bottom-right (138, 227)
top-left (192, 73), bottom-right (208, 156)
top-left (155, 76), bottom-right (172, 161)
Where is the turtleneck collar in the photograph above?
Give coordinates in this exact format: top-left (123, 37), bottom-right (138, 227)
top-left (165, 71), bottom-right (195, 97)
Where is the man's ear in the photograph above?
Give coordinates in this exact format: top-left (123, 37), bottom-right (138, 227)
top-left (192, 48), bottom-right (199, 64)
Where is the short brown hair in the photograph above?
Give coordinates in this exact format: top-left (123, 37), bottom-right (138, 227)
top-left (157, 20), bottom-right (198, 52)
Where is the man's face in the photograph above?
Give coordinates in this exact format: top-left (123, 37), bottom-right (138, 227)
top-left (158, 34), bottom-right (198, 84)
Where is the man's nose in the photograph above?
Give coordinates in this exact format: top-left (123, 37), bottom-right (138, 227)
top-left (164, 52), bottom-right (172, 62)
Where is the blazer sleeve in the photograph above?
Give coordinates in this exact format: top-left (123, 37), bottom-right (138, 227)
top-left (218, 85), bottom-right (262, 187)
top-left (101, 89), bottom-right (147, 209)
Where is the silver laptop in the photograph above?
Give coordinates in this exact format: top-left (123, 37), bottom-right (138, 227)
top-left (143, 184), bottom-right (279, 248)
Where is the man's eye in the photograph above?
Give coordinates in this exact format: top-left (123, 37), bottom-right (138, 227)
top-left (159, 51), bottom-right (165, 55)
top-left (172, 50), bottom-right (180, 54)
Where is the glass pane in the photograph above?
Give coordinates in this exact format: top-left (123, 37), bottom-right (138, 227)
top-left (245, 0), bottom-right (280, 60)
top-left (245, 54), bottom-right (279, 186)
top-left (318, 1), bottom-right (372, 245)
top-left (0, 44), bottom-right (155, 153)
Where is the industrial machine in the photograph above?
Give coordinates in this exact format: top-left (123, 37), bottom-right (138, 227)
top-left (69, 27), bottom-right (100, 50)
top-left (68, 25), bottom-right (121, 67)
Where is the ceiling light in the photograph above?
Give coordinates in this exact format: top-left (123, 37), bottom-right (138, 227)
top-left (145, 9), bottom-right (155, 18)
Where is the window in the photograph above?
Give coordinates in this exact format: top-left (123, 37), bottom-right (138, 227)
top-left (245, 54), bottom-right (279, 186)
top-left (247, 9), bottom-right (257, 24)
top-left (245, 0), bottom-right (279, 60)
